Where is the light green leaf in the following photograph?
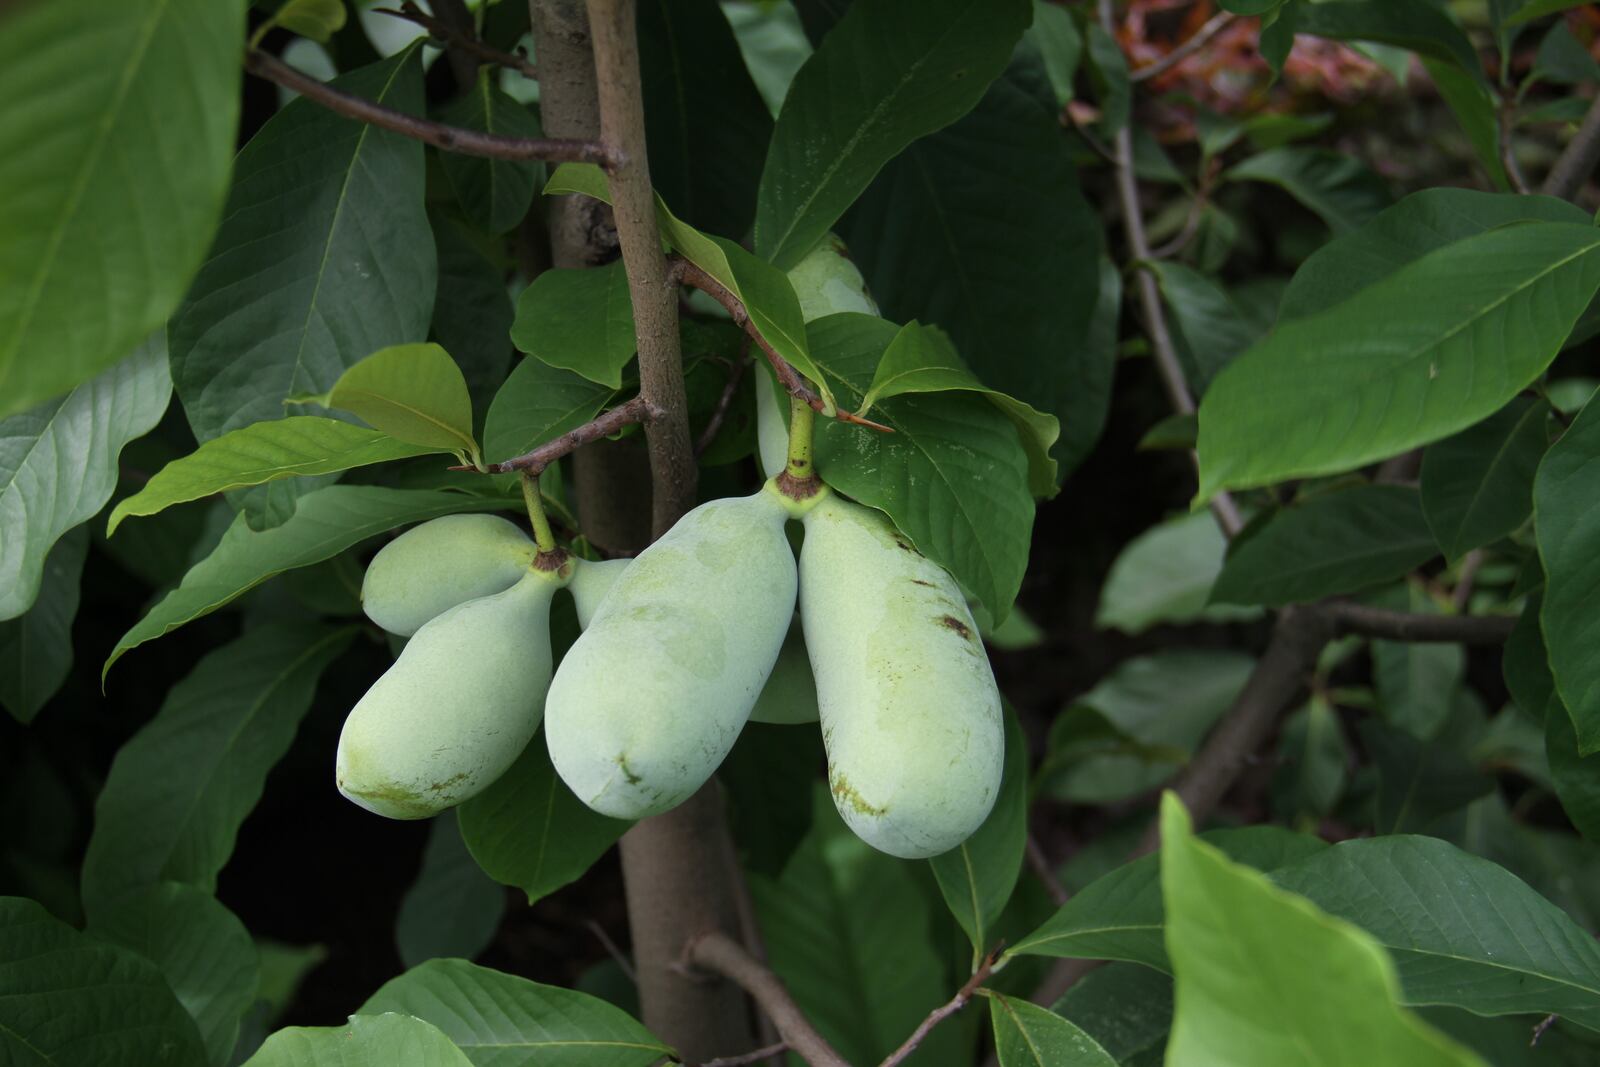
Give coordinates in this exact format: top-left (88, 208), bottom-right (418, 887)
top-left (1536, 387), bottom-right (1600, 754)
top-left (83, 625), bottom-right (354, 914)
top-left (754, 0), bottom-right (1031, 268)
top-left (243, 1013), bottom-right (473, 1067)
top-left (483, 356), bottom-right (616, 464)
top-left (0, 527), bottom-right (87, 724)
top-left (305, 343), bottom-right (477, 459)
top-left (396, 818), bottom-right (504, 968)
top-left (1197, 222), bottom-right (1600, 499)
top-left (510, 262), bottom-right (637, 389)
top-left (1095, 510), bottom-right (1262, 634)
top-left (271, 0), bottom-right (347, 42)
top-left (106, 487), bottom-right (514, 672)
top-left (1224, 147), bottom-right (1393, 233)
top-left (90, 883), bottom-right (259, 1067)
top-left (360, 958), bottom-right (671, 1066)
top-left (0, 0), bottom-right (240, 417)
top-left (0, 896), bottom-right (207, 1067)
top-left (987, 993), bottom-right (1117, 1067)
top-left (1159, 795), bottom-right (1486, 1067)
top-left (0, 335), bottom-right (169, 619)
top-left (109, 417), bottom-right (438, 535)
top-left (1420, 397), bottom-right (1548, 561)
top-left (437, 69), bottom-right (543, 234)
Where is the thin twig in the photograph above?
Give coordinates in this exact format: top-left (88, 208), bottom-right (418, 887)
top-left (1061, 103), bottom-right (1117, 165)
top-left (879, 949), bottom-right (1000, 1067)
top-left (1531, 1013), bottom-right (1559, 1047)
top-left (1130, 10), bottom-right (1237, 83)
top-left (1325, 599), bottom-right (1514, 644)
top-left (1025, 836), bottom-right (1070, 907)
top-left (670, 257), bottom-right (893, 433)
top-left (1451, 550), bottom-right (1485, 614)
top-left (585, 919), bottom-right (638, 984)
top-left (1499, 100), bottom-right (1532, 194)
top-left (1149, 159), bottom-right (1218, 261)
top-left (696, 339), bottom-right (753, 457)
top-left (475, 395), bottom-right (658, 474)
top-left (375, 2), bottom-right (540, 79)
top-left (244, 50), bottom-right (613, 165)
top-left (688, 933), bottom-right (851, 1067)
top-left (701, 1043), bottom-right (790, 1067)
top-left (1542, 92), bottom-right (1600, 201)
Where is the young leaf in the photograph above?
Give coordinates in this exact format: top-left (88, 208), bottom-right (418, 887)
top-left (0, 337), bottom-right (169, 619)
top-left (0, 0), bottom-right (240, 418)
top-left (0, 896), bottom-right (208, 1067)
top-left (987, 993), bottom-right (1117, 1067)
top-left (359, 958), bottom-right (671, 1066)
top-left (510, 262), bottom-right (637, 389)
top-left (82, 625), bottom-right (354, 914)
top-left (1224, 147), bottom-right (1393, 233)
top-left (304, 343), bottom-right (477, 460)
top-left (1197, 222), bottom-right (1600, 498)
top-left (1159, 795), bottom-right (1487, 1067)
top-left (108, 418), bottom-right (437, 535)
top-left (754, 0), bottom-right (1031, 268)
top-left (1420, 397), bottom-right (1548, 561)
top-left (436, 70), bottom-right (543, 234)
top-left (270, 0), bottom-right (348, 42)
top-left (396, 818), bottom-right (504, 968)
top-left (1210, 486), bottom-right (1438, 607)
top-left (0, 528), bottom-right (87, 724)
top-left (170, 47), bottom-right (436, 442)
top-left (242, 1013), bottom-right (472, 1067)
top-left (1096, 511), bottom-right (1261, 634)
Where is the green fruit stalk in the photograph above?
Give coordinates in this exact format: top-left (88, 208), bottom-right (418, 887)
top-left (361, 513), bottom-right (534, 636)
top-left (337, 568), bottom-right (558, 819)
top-left (800, 494), bottom-right (1003, 859)
top-left (545, 485), bottom-right (798, 819)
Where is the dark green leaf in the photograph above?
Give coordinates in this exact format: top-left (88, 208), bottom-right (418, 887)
top-left (1028, 1), bottom-right (1082, 106)
top-left (1083, 22), bottom-right (1130, 135)
top-left (437, 70), bottom-right (543, 233)
top-left (0, 527), bottom-right (87, 724)
top-left (1536, 388), bottom-right (1600, 753)
top-left (987, 993), bottom-right (1117, 1066)
top-left (1050, 963), bottom-right (1173, 1065)
top-left (1371, 583), bottom-right (1465, 739)
top-left (510, 263), bottom-right (637, 389)
top-left (1272, 695), bottom-right (1350, 820)
top-left (1362, 720), bottom-right (1494, 834)
top-left (484, 356), bottom-right (616, 463)
top-left (397, 818), bottom-right (504, 967)
top-left (1531, 20), bottom-right (1600, 85)
top-left (1422, 59), bottom-right (1510, 191)
top-left (1507, 0), bottom-right (1594, 25)
top-left (1546, 697), bottom-right (1600, 842)
top-left (1420, 397), bottom-right (1548, 560)
top-left (242, 1013), bottom-right (472, 1067)
top-left (430, 216), bottom-right (513, 416)
top-left (1147, 262), bottom-right (1265, 394)
top-left (1225, 147), bottom-right (1392, 234)
top-left (1504, 597), bottom-right (1554, 719)
top-left (1288, 0), bottom-right (1484, 81)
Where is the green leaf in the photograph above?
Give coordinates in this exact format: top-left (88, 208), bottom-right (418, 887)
top-left (931, 709), bottom-right (1028, 959)
top-left (1027, 0), bottom-right (1082, 107)
top-left (1197, 222), bottom-right (1600, 498)
top-left (1159, 796), bottom-right (1487, 1066)
top-left (0, 896), bottom-right (207, 1067)
top-left (1146, 261), bottom-right (1266, 394)
top-left (89, 883), bottom-right (259, 1067)
top-left (0, 336), bottom-right (169, 619)
top-left (1273, 834), bottom-right (1600, 1032)
top-left (243, 1013), bottom-right (473, 1067)
top-left (0, 0), bottom-right (240, 418)
top-left (510, 263), bottom-right (637, 389)
top-left (1507, 0), bottom-right (1594, 26)
top-left (271, 0), bottom-right (348, 42)
top-left (1049, 963), bottom-right (1173, 1065)
top-left (638, 0), bottom-right (773, 239)
top-left (987, 993), bottom-right (1117, 1067)
top-left (1362, 720), bottom-right (1494, 834)
top-left (431, 215), bottom-right (514, 415)
top-left (0, 527), bottom-right (87, 724)
top-left (1211, 486), bottom-right (1438, 607)
top-left (1504, 596), bottom-right (1554, 719)
top-left (1083, 22), bottom-right (1131, 135)
top-left (436, 70), bottom-right (543, 234)
top-left (843, 64), bottom-right (1106, 477)
top-left (483, 356), bottom-right (616, 463)
top-left (754, 0), bottom-right (1031, 268)
top-left (396, 818), bottom-right (504, 968)
top-left (1287, 0), bottom-right (1484, 82)
top-left (306, 343), bottom-right (477, 459)
top-left (1224, 147), bottom-right (1393, 233)
top-left (171, 48), bottom-right (435, 442)
top-left (1531, 19), bottom-right (1600, 85)
top-left (1095, 510), bottom-right (1262, 634)
top-left (457, 731), bottom-right (631, 904)
top-left (1420, 397), bottom-right (1548, 561)
top-left (1005, 826), bottom-right (1327, 968)
top-left (1422, 58), bottom-right (1510, 191)
top-left (109, 418), bottom-right (437, 535)
top-left (83, 625), bottom-right (354, 914)
top-left (1547, 697), bottom-right (1600, 842)
top-left (1272, 695), bottom-right (1350, 820)
top-left (1536, 388), bottom-right (1600, 754)
top-left (1370, 584), bottom-right (1465, 740)
top-left (360, 958), bottom-right (671, 1066)
top-left (808, 313), bottom-right (1034, 621)
top-left (105, 487), bottom-right (513, 672)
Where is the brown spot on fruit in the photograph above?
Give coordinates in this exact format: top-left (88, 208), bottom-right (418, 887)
top-left (910, 578), bottom-right (935, 587)
top-left (939, 615), bottom-right (973, 640)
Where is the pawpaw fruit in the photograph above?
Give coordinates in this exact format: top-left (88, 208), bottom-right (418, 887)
top-left (748, 614), bottom-right (819, 725)
top-left (545, 485), bottom-right (798, 818)
top-left (799, 494), bottom-right (1003, 858)
top-left (336, 568), bottom-right (559, 819)
top-left (567, 556), bottom-right (630, 629)
top-left (362, 513), bottom-right (534, 636)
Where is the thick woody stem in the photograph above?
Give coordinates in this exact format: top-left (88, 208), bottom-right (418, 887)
top-left (688, 932), bottom-right (851, 1067)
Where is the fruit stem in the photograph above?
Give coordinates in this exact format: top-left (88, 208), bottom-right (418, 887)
top-left (785, 396), bottom-right (815, 481)
top-left (520, 472), bottom-right (559, 554)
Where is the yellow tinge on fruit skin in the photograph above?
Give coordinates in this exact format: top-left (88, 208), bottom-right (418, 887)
top-left (545, 486), bottom-right (798, 819)
top-left (800, 494), bottom-right (1003, 859)
top-left (336, 568), bottom-right (558, 819)
top-left (361, 513), bottom-right (534, 636)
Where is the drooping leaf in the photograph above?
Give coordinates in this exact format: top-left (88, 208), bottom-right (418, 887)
top-left (1420, 397), bottom-right (1548, 561)
top-left (396, 818), bottom-right (504, 968)
top-left (436, 69), bottom-right (543, 234)
top-left (0, 0), bottom-right (240, 418)
top-left (0, 527), bottom-right (87, 724)
top-left (0, 336), bottom-right (170, 619)
top-left (987, 993), bottom-right (1117, 1067)
top-left (482, 357), bottom-right (616, 464)
top-left (108, 418), bottom-right (437, 535)
top-left (1210, 486), bottom-right (1438, 607)
top-left (89, 882), bottom-right (259, 1067)
top-left (305, 343), bottom-right (477, 459)
top-left (510, 263), bottom-right (637, 389)
top-left (754, 0), bottom-right (1031, 268)
top-left (457, 732), bottom-right (631, 905)
top-left (360, 958), bottom-right (671, 1066)
top-left (0, 896), bottom-right (207, 1067)
top-left (170, 47), bottom-right (435, 442)
top-left (1159, 796), bottom-right (1486, 1066)
top-left (1198, 222), bottom-right (1600, 498)
top-left (1224, 147), bottom-right (1393, 234)
top-left (83, 625), bottom-right (354, 914)
top-left (1536, 389), bottom-right (1600, 754)
top-left (106, 487), bottom-right (514, 672)
top-left (1095, 510), bottom-right (1262, 634)
top-left (242, 1013), bottom-right (473, 1067)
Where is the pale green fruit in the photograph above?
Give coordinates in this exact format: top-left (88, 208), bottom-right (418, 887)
top-left (749, 614), bottom-right (820, 725)
top-left (800, 495), bottom-right (1003, 859)
top-left (568, 556), bottom-right (630, 629)
top-left (786, 234), bottom-right (879, 322)
top-left (546, 486), bottom-right (798, 818)
top-left (756, 366), bottom-right (789, 479)
top-left (362, 513), bottom-right (534, 636)
top-left (337, 569), bottom-right (558, 819)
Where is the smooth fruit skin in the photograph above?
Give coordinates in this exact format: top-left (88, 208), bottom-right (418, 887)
top-left (545, 486), bottom-right (798, 819)
top-left (749, 614), bottom-right (820, 725)
top-left (800, 495), bottom-right (1003, 859)
top-left (568, 556), bottom-right (630, 629)
top-left (786, 233), bottom-right (879, 322)
top-left (362, 513), bottom-right (534, 636)
top-left (337, 569), bottom-right (557, 819)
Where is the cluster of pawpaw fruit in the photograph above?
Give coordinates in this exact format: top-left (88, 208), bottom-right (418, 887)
top-left (337, 479), bottom-right (1005, 859)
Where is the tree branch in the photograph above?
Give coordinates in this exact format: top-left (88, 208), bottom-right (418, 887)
top-left (243, 49), bottom-right (613, 165)
top-left (1323, 601), bottom-right (1515, 645)
top-left (696, 339), bottom-right (753, 458)
top-left (702, 1043), bottom-right (790, 1067)
top-left (375, 1), bottom-right (540, 80)
top-left (1129, 10), bottom-right (1237, 83)
top-left (688, 932), bottom-right (851, 1067)
top-left (478, 395), bottom-right (658, 474)
top-left (1542, 91), bottom-right (1600, 201)
top-left (879, 950), bottom-right (1000, 1067)
top-left (1499, 100), bottom-right (1532, 195)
